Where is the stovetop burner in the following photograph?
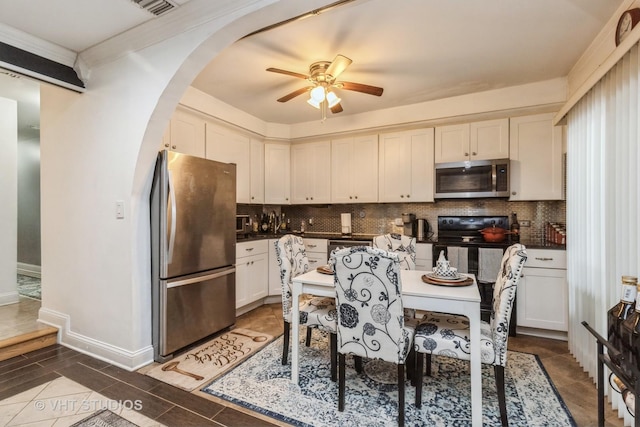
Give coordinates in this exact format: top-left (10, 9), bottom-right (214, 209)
top-left (437, 215), bottom-right (509, 246)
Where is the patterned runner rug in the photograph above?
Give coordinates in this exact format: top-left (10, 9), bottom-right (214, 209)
top-left (17, 274), bottom-right (41, 300)
top-left (71, 409), bottom-right (139, 427)
top-left (201, 332), bottom-right (576, 426)
top-left (145, 328), bottom-right (273, 391)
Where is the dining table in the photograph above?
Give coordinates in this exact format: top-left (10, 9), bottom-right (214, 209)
top-left (291, 268), bottom-right (483, 426)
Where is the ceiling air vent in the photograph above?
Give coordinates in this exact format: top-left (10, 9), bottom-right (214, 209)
top-left (132, 0), bottom-right (177, 16)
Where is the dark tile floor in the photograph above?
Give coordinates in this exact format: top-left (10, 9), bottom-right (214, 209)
top-left (0, 302), bottom-right (624, 426)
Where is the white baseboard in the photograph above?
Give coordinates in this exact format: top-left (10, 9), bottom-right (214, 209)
top-left (0, 291), bottom-right (20, 306)
top-left (516, 326), bottom-right (568, 341)
top-left (17, 263), bottom-right (41, 278)
top-left (38, 307), bottom-right (154, 371)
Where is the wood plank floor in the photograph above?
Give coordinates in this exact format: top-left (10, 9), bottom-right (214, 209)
top-left (0, 301), bottom-right (625, 426)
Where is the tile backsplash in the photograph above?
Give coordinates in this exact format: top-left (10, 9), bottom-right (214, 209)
top-left (238, 199), bottom-right (566, 244)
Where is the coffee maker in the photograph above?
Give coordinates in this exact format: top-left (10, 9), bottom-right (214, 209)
top-left (402, 213), bottom-right (417, 237)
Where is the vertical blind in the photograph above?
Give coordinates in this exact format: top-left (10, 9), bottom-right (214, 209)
top-left (567, 42), bottom-right (640, 425)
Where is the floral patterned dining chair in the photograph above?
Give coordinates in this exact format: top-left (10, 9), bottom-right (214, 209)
top-left (330, 246), bottom-right (415, 427)
top-left (372, 233), bottom-right (416, 270)
top-left (275, 235), bottom-right (338, 380)
top-left (412, 243), bottom-right (527, 426)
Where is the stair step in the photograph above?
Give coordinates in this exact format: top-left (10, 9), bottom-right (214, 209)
top-left (0, 326), bottom-right (58, 361)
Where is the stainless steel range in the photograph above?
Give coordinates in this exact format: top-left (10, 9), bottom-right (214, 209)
top-left (433, 215), bottom-right (516, 335)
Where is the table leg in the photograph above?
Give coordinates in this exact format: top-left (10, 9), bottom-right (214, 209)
top-left (291, 282), bottom-right (301, 384)
top-left (469, 303), bottom-right (482, 426)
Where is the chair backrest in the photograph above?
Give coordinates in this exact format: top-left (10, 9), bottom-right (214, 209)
top-left (372, 233), bottom-right (416, 270)
top-left (274, 235), bottom-right (309, 319)
top-left (330, 246), bottom-right (412, 364)
top-left (490, 243), bottom-right (527, 366)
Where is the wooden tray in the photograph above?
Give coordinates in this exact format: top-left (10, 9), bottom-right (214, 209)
top-left (421, 274), bottom-right (474, 287)
top-left (316, 265), bottom-right (334, 275)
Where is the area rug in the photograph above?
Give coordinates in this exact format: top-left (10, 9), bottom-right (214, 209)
top-left (71, 409), bottom-right (139, 427)
top-left (146, 328), bottom-right (273, 391)
top-left (201, 332), bottom-right (576, 426)
top-left (17, 274), bottom-right (41, 300)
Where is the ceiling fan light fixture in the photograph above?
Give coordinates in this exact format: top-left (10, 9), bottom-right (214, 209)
top-left (310, 85), bottom-right (326, 102)
top-left (326, 91), bottom-right (341, 108)
top-left (307, 97), bottom-right (321, 109)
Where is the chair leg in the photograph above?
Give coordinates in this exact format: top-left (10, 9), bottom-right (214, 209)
top-left (305, 327), bottom-right (313, 347)
top-left (425, 353), bottom-right (432, 377)
top-left (330, 333), bottom-right (337, 382)
top-left (397, 364), bottom-right (405, 427)
top-left (354, 355), bottom-right (363, 373)
top-left (282, 322), bottom-right (290, 365)
top-left (494, 365), bottom-right (508, 427)
top-left (338, 353), bottom-right (346, 412)
top-left (415, 352), bottom-right (423, 408)
top-left (406, 347), bottom-right (415, 382)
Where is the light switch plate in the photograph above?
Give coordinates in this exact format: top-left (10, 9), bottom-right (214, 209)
top-left (394, 218), bottom-right (403, 226)
top-left (115, 200), bottom-right (125, 219)
top-left (520, 220), bottom-right (531, 227)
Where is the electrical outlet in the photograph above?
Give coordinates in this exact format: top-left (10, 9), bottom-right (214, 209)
top-left (520, 220), bottom-right (531, 227)
top-left (394, 218), bottom-right (403, 226)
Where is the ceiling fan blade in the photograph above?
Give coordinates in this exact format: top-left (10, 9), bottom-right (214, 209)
top-left (266, 67), bottom-right (308, 80)
top-left (330, 103), bottom-right (343, 114)
top-left (338, 81), bottom-right (384, 96)
top-left (277, 87), bottom-right (312, 102)
top-left (326, 54), bottom-right (352, 79)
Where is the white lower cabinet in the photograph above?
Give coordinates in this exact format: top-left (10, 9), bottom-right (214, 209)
top-left (236, 240), bottom-right (269, 309)
top-left (516, 249), bottom-right (567, 333)
top-left (303, 238), bottom-right (328, 270)
top-left (268, 239), bottom-right (282, 296)
top-left (415, 243), bottom-right (433, 270)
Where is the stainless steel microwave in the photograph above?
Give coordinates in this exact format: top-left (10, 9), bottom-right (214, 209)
top-left (434, 159), bottom-right (509, 199)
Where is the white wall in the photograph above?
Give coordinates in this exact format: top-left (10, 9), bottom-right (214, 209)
top-left (37, 0), bottom-right (337, 369)
top-left (0, 97), bottom-right (19, 306)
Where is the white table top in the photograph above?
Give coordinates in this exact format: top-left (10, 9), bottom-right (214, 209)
top-left (292, 269), bottom-right (481, 303)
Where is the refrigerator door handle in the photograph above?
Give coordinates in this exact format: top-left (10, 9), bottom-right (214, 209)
top-left (166, 267), bottom-right (236, 289)
top-left (167, 169), bottom-right (177, 263)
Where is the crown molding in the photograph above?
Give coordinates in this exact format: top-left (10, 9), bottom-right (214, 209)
top-left (78, 0), bottom-right (276, 70)
top-left (0, 23), bottom-right (77, 67)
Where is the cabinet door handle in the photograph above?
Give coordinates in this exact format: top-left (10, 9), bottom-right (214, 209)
top-left (171, 145), bottom-right (177, 149)
top-left (535, 257), bottom-right (554, 261)
top-left (465, 152), bottom-right (469, 156)
top-left (354, 196), bottom-right (358, 199)
top-left (308, 244), bottom-right (317, 248)
top-left (400, 195), bottom-right (404, 198)
top-left (406, 194), bottom-right (410, 198)
top-left (309, 260), bottom-right (317, 264)
top-left (512, 191), bottom-right (517, 195)
top-left (472, 152), bottom-right (477, 155)
top-left (245, 248), bottom-right (254, 252)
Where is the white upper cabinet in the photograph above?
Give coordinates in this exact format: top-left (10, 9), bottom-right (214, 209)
top-left (378, 128), bottom-right (435, 203)
top-left (250, 139), bottom-right (265, 204)
top-left (509, 113), bottom-right (564, 200)
top-left (435, 118), bottom-right (509, 163)
top-left (205, 122), bottom-right (251, 203)
top-left (331, 135), bottom-right (379, 203)
top-left (162, 108), bottom-right (206, 157)
top-left (291, 141), bottom-right (331, 204)
top-left (265, 143), bottom-right (291, 204)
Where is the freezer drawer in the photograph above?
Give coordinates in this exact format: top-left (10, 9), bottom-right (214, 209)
top-left (153, 267), bottom-right (235, 360)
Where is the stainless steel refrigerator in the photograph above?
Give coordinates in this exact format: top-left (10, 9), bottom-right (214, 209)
top-left (150, 150), bottom-right (236, 362)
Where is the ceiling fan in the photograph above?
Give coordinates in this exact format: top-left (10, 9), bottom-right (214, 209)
top-left (266, 54), bottom-right (383, 119)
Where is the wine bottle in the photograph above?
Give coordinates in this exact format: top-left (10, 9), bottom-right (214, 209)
top-left (608, 276), bottom-right (638, 368)
top-left (510, 212), bottom-right (520, 243)
top-left (612, 374), bottom-right (636, 416)
top-left (620, 278), bottom-right (640, 377)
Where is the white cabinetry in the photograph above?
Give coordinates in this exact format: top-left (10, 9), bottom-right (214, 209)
top-left (268, 239), bottom-right (281, 296)
top-left (303, 238), bottom-right (328, 270)
top-left (517, 249), bottom-right (567, 335)
top-left (205, 122), bottom-right (251, 203)
top-left (291, 142), bottom-right (331, 204)
top-left (415, 243), bottom-right (433, 270)
top-left (162, 107), bottom-right (205, 157)
top-left (249, 139), bottom-right (265, 204)
top-left (331, 136), bottom-right (378, 203)
top-left (236, 240), bottom-right (269, 309)
top-left (265, 143), bottom-right (291, 204)
top-left (434, 118), bottom-right (509, 163)
top-left (509, 113), bottom-right (563, 200)
top-left (378, 128), bottom-right (435, 203)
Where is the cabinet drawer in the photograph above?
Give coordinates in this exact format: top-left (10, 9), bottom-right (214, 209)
top-left (236, 240), bottom-right (268, 259)
top-left (307, 252), bottom-right (328, 268)
top-left (525, 249), bottom-right (566, 269)
top-left (415, 243), bottom-right (432, 260)
top-left (303, 238), bottom-right (328, 254)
